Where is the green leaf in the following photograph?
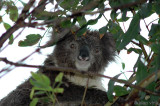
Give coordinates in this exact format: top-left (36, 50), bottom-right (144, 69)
top-left (107, 74), bottom-right (121, 102)
top-left (87, 19), bottom-right (98, 25)
top-left (151, 43), bottom-right (160, 54)
top-left (76, 26), bottom-right (87, 36)
top-left (149, 24), bottom-right (160, 42)
top-left (87, 14), bottom-right (102, 25)
top-left (127, 48), bottom-right (142, 54)
top-left (32, 86), bottom-right (52, 91)
top-left (61, 20), bottom-right (72, 28)
top-left (122, 62), bottom-right (125, 70)
top-left (107, 21), bottom-right (124, 36)
top-left (30, 88), bottom-right (35, 99)
top-left (3, 22), bottom-right (11, 29)
top-left (18, 34), bottom-right (41, 47)
top-left (135, 35), bottom-right (148, 45)
top-left (3, 22), bottom-right (14, 44)
top-left (118, 13), bottom-right (140, 50)
top-left (151, 53), bottom-right (160, 71)
top-left (99, 26), bottom-right (108, 34)
top-left (121, 9), bottom-right (129, 21)
top-left (109, 0), bottom-right (120, 8)
top-left (53, 88), bottom-right (64, 93)
top-left (9, 6), bottom-right (18, 22)
top-left (30, 98), bottom-right (38, 106)
top-left (139, 3), bottom-right (152, 19)
top-left (109, 0), bottom-right (134, 8)
top-left (9, 35), bottom-right (14, 44)
top-left (55, 72), bottom-right (64, 82)
top-left (136, 60), bottom-right (148, 83)
top-left (57, 0), bottom-right (79, 10)
top-left (114, 85), bottom-right (129, 96)
top-left (110, 10), bottom-right (119, 20)
top-left (77, 16), bottom-right (87, 27)
top-left (30, 72), bottom-right (51, 90)
top-left (81, 0), bottom-right (92, 5)
top-left (107, 20), bottom-right (124, 49)
top-left (153, 3), bottom-right (160, 14)
top-left (33, 91), bottom-right (46, 96)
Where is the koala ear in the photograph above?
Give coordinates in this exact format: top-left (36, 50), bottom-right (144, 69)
top-left (101, 33), bottom-right (115, 53)
top-left (40, 25), bottom-right (71, 48)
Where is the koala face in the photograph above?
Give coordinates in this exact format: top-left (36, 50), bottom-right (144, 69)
top-left (53, 31), bottom-right (115, 73)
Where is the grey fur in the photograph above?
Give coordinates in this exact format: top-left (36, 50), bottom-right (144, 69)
top-left (0, 26), bottom-right (115, 106)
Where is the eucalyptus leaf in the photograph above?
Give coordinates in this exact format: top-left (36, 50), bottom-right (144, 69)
top-left (107, 74), bottom-right (121, 102)
top-left (127, 48), bottom-right (142, 54)
top-left (122, 62), bottom-right (125, 70)
top-left (114, 85), bottom-right (129, 96)
top-left (139, 3), bottom-right (152, 19)
top-left (149, 24), bottom-right (160, 42)
top-left (19, 34), bottom-right (41, 47)
top-left (136, 60), bottom-right (148, 83)
top-left (76, 26), bottom-right (87, 36)
top-left (3, 22), bottom-right (14, 44)
top-left (9, 6), bottom-right (18, 22)
top-left (53, 88), bottom-right (64, 93)
top-left (99, 26), bottom-right (108, 34)
top-left (118, 13), bottom-right (140, 50)
top-left (61, 20), bottom-right (72, 28)
top-left (30, 98), bottom-right (38, 106)
top-left (55, 72), bottom-right (64, 82)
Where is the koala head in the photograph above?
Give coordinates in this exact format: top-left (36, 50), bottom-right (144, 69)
top-left (51, 29), bottom-right (115, 73)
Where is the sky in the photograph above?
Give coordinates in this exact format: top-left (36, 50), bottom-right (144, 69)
top-left (0, 0), bottom-right (159, 100)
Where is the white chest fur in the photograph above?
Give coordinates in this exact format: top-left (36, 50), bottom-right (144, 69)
top-left (54, 59), bottom-right (106, 92)
top-left (65, 74), bottom-right (106, 92)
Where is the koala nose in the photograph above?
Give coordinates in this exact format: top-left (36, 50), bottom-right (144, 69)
top-left (78, 45), bottom-right (90, 61)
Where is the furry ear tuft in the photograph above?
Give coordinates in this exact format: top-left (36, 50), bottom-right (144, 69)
top-left (102, 33), bottom-right (115, 53)
top-left (40, 25), bottom-right (70, 48)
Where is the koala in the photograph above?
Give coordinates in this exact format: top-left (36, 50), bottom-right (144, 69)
top-left (0, 26), bottom-right (115, 106)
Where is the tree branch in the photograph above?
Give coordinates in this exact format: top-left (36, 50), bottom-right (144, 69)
top-left (0, 0), bottom-right (36, 48)
top-left (126, 68), bottom-right (160, 104)
top-left (0, 57), bottom-right (160, 97)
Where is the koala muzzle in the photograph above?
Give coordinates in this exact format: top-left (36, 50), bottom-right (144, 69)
top-left (78, 45), bottom-right (90, 61)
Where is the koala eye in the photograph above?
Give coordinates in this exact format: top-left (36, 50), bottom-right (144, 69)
top-left (70, 43), bottom-right (76, 49)
top-left (94, 47), bottom-right (100, 54)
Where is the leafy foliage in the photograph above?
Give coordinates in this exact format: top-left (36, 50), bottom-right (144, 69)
top-left (30, 72), bottom-right (64, 106)
top-left (0, 0), bottom-right (160, 105)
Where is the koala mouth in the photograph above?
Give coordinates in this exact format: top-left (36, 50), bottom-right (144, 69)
top-left (75, 56), bottom-right (91, 71)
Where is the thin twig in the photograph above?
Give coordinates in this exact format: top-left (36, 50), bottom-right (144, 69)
top-left (131, 41), bottom-right (139, 46)
top-left (19, 48), bottom-right (41, 62)
top-left (0, 28), bottom-right (25, 53)
top-left (147, 18), bottom-right (159, 27)
top-left (143, 19), bottom-right (149, 31)
top-left (81, 78), bottom-right (89, 106)
top-left (102, 14), bottom-right (109, 22)
top-left (147, 53), bottom-right (156, 68)
top-left (139, 42), bottom-right (148, 61)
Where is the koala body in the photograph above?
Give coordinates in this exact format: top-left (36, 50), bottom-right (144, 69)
top-left (0, 26), bottom-right (115, 106)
